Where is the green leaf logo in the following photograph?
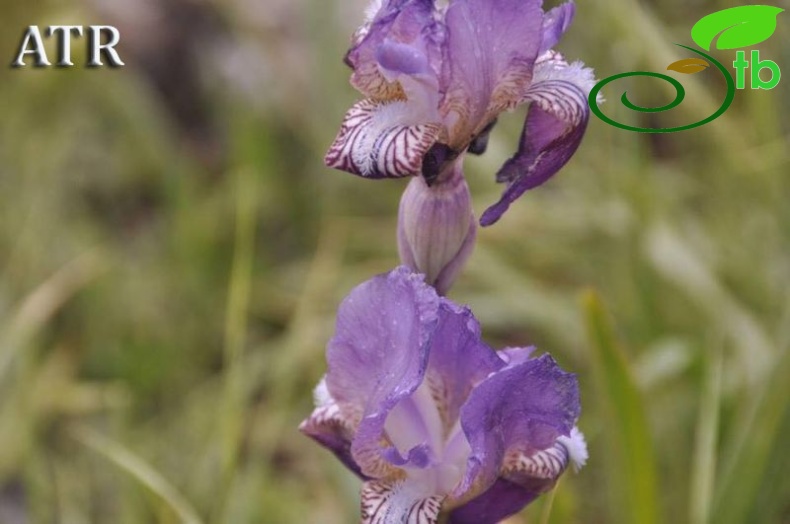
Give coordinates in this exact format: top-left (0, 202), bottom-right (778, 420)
top-left (691, 5), bottom-right (784, 51)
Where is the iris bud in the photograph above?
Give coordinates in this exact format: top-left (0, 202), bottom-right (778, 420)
top-left (397, 162), bottom-right (476, 295)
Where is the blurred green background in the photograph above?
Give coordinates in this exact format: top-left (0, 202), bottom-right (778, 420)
top-left (0, 0), bottom-right (788, 523)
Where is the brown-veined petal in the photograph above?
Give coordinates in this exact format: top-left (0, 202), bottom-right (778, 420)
top-left (325, 99), bottom-right (443, 178)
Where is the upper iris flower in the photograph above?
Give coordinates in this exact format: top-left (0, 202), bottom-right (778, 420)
top-left (300, 267), bottom-right (586, 523)
top-left (325, 0), bottom-right (598, 226)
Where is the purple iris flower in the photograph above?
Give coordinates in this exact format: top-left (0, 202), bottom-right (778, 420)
top-left (325, 0), bottom-right (599, 226)
top-left (300, 267), bottom-right (587, 523)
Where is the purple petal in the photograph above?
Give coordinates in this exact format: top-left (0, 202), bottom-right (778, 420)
top-left (300, 398), bottom-right (365, 478)
top-left (441, 0), bottom-right (544, 147)
top-left (453, 354), bottom-right (580, 500)
top-left (448, 427), bottom-right (587, 523)
top-left (498, 346), bottom-right (536, 367)
top-left (423, 300), bottom-right (505, 433)
top-left (326, 267), bottom-right (440, 476)
top-left (361, 479), bottom-right (443, 524)
top-left (447, 477), bottom-right (544, 524)
top-left (325, 98), bottom-right (442, 178)
top-left (346, 0), bottom-right (442, 99)
top-left (539, 2), bottom-right (576, 54)
top-left (480, 54), bottom-right (596, 226)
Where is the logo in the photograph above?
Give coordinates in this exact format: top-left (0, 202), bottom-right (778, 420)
top-left (11, 25), bottom-right (124, 68)
top-left (589, 5), bottom-right (783, 133)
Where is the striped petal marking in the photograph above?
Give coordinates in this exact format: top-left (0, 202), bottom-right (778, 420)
top-left (515, 51), bottom-right (597, 146)
top-left (361, 479), bottom-right (444, 524)
top-left (325, 99), bottom-right (443, 179)
top-left (521, 79), bottom-right (587, 138)
top-left (479, 53), bottom-right (596, 226)
top-left (502, 438), bottom-right (571, 480)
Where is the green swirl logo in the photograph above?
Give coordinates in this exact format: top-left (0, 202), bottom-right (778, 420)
top-left (589, 6), bottom-right (784, 133)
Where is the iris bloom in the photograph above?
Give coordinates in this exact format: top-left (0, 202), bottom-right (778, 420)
top-left (300, 267), bottom-right (586, 523)
top-left (325, 0), bottom-right (598, 226)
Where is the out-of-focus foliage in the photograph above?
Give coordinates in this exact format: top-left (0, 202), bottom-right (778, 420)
top-left (0, 0), bottom-right (787, 523)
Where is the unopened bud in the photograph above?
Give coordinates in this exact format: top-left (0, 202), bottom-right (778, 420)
top-left (397, 163), bottom-right (476, 295)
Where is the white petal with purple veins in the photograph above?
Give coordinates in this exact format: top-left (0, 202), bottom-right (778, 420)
top-left (361, 479), bottom-right (444, 524)
top-left (325, 99), bottom-right (442, 179)
top-left (503, 440), bottom-right (570, 480)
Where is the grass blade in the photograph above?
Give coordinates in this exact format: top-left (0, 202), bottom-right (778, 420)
top-left (712, 342), bottom-right (790, 524)
top-left (689, 338), bottom-right (723, 524)
top-left (70, 425), bottom-right (203, 524)
top-left (582, 289), bottom-right (660, 524)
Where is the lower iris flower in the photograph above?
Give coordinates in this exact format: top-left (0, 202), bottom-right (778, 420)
top-left (300, 267), bottom-right (587, 523)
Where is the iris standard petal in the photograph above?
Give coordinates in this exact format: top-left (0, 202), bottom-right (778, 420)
top-left (423, 301), bottom-right (504, 434)
top-left (326, 267), bottom-right (439, 476)
top-left (453, 354), bottom-right (580, 501)
top-left (480, 53), bottom-right (597, 226)
top-left (441, 0), bottom-right (544, 148)
top-left (325, 98), bottom-right (443, 178)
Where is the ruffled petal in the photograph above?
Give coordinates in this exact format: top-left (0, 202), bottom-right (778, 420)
top-left (326, 267), bottom-right (441, 477)
top-left (346, 0), bottom-right (443, 100)
top-left (480, 53), bottom-right (597, 226)
top-left (361, 479), bottom-right (444, 524)
top-left (452, 354), bottom-right (580, 502)
top-left (441, 0), bottom-right (544, 148)
top-left (424, 301), bottom-right (504, 435)
top-left (325, 99), bottom-right (443, 178)
top-left (326, 267), bottom-right (438, 410)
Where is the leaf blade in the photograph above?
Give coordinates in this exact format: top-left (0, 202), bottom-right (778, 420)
top-left (582, 290), bottom-right (661, 524)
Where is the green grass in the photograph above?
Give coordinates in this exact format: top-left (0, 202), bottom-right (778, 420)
top-left (0, 0), bottom-right (788, 522)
